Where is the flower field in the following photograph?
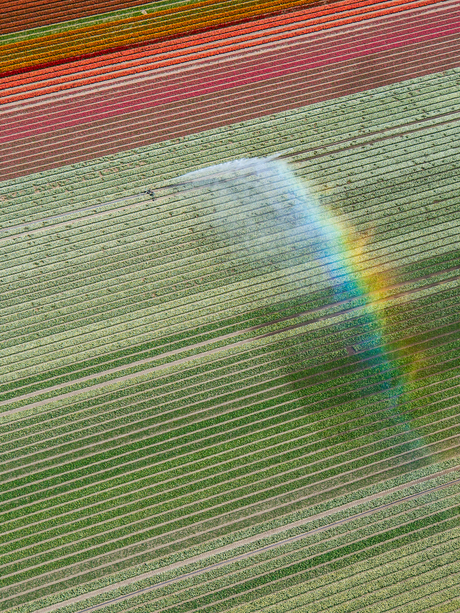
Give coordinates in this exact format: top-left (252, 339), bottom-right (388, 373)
top-left (1, 53), bottom-right (459, 613)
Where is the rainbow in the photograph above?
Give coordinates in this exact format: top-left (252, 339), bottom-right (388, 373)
top-left (173, 157), bottom-right (425, 454)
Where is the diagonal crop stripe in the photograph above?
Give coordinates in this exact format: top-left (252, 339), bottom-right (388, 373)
top-left (1, 1), bottom-right (459, 611)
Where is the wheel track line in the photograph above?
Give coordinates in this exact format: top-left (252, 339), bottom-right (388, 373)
top-left (2, 331), bottom-right (458, 491)
top-left (3, 418), bottom-right (446, 550)
top-left (4, 452), bottom-right (457, 601)
top-left (91, 514), bottom-right (460, 613)
top-left (3, 387), bottom-right (456, 534)
top-left (3, 225), bottom-right (459, 374)
top-left (2, 406), bottom-right (436, 512)
top-left (1, 439), bottom-right (453, 578)
top-left (2, 326), bottom-right (440, 463)
top-left (3, 302), bottom-right (460, 438)
top-left (27, 468), bottom-right (460, 613)
top-left (3, 261), bottom-right (459, 408)
top-left (2, 266), bottom-right (459, 413)
top-left (3, 332), bottom-right (460, 449)
top-left (0, 334), bottom-right (446, 482)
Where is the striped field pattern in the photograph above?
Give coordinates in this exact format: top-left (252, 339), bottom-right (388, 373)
top-left (1, 1), bottom-right (459, 612)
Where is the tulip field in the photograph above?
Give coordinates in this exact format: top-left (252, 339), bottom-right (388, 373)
top-left (1, 67), bottom-right (459, 612)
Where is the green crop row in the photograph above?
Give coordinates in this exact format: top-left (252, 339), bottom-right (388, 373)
top-left (0, 274), bottom-right (456, 428)
top-left (2, 162), bottom-right (458, 291)
top-left (3, 306), bottom-right (456, 444)
top-left (8, 510), bottom-right (457, 613)
top-left (0, 364), bottom-right (420, 505)
top-left (0, 309), bottom-right (367, 415)
top-left (222, 526), bottom-right (460, 613)
top-left (122, 541), bottom-right (460, 613)
top-left (1, 237), bottom-right (326, 341)
top-left (3, 151), bottom-right (456, 264)
top-left (76, 505), bottom-right (460, 613)
top-left (1, 124), bottom-right (458, 346)
top-left (0, 299), bottom-right (410, 446)
top-left (3, 238), bottom-right (459, 374)
top-left (1, 415), bottom-right (429, 556)
top-left (342, 172), bottom-right (460, 227)
top-left (2, 456), bottom-right (456, 600)
top-left (0, 304), bottom-right (342, 408)
top-left (3, 170), bottom-right (459, 281)
top-left (1, 410), bottom-right (420, 530)
top-left (3, 186), bottom-right (458, 322)
top-left (0, 438), bottom-right (436, 593)
top-left (0, 325), bottom-right (307, 426)
top-left (1, 158), bottom-right (458, 318)
top-left (1, 265), bottom-right (334, 374)
top-left (0, 346), bottom-right (373, 460)
top-left (1, 338), bottom-right (456, 460)
top-left (2, 234), bottom-right (456, 364)
top-left (236, 563), bottom-right (460, 613)
top-left (3, 296), bottom-right (454, 392)
top-left (3, 344), bottom-right (454, 520)
top-left (3, 340), bottom-right (454, 488)
top-left (6, 461), bottom-right (458, 612)
top-left (1, 241), bottom-right (458, 404)
top-left (300, 124), bottom-right (460, 192)
top-left (0, 388), bottom-right (423, 527)
top-left (0, 287), bottom-right (378, 400)
top-left (127, 524), bottom-right (460, 613)
top-left (0, 291), bottom-right (312, 400)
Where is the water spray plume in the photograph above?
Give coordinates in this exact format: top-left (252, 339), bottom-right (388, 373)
top-left (159, 156), bottom-right (427, 460)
